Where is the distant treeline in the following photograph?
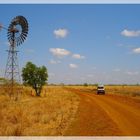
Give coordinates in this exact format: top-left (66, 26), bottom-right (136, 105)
top-left (47, 83), bottom-right (140, 86)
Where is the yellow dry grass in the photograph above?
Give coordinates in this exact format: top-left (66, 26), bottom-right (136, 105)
top-left (0, 86), bottom-right (80, 136)
top-left (69, 85), bottom-right (140, 98)
top-left (0, 85), bottom-right (140, 136)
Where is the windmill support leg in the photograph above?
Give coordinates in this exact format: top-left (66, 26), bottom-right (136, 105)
top-left (5, 34), bottom-right (21, 100)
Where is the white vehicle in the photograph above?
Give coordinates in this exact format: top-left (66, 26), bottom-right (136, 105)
top-left (97, 85), bottom-right (105, 95)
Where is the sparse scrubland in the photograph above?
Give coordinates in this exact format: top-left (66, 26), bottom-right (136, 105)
top-left (0, 86), bottom-right (80, 136)
top-left (0, 85), bottom-right (140, 136)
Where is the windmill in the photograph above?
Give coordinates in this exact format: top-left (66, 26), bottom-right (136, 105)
top-left (1, 16), bottom-right (28, 99)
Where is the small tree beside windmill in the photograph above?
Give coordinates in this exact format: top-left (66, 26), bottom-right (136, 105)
top-left (22, 62), bottom-right (48, 96)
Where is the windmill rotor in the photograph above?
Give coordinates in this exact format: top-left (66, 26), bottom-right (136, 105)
top-left (7, 16), bottom-right (28, 46)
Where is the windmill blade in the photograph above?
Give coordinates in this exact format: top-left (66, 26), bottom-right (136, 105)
top-left (7, 16), bottom-right (28, 47)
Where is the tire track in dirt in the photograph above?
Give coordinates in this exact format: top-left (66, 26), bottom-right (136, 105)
top-left (86, 93), bottom-right (140, 135)
top-left (64, 88), bottom-right (123, 136)
top-left (64, 88), bottom-right (140, 136)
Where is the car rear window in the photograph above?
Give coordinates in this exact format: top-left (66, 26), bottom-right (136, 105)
top-left (98, 87), bottom-right (104, 89)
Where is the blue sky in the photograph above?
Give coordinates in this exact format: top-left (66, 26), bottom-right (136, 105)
top-left (1, 4), bottom-right (140, 84)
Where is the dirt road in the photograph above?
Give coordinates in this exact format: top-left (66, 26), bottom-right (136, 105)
top-left (64, 88), bottom-right (140, 136)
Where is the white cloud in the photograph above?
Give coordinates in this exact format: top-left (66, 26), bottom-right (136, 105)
top-left (121, 29), bottom-right (140, 37)
top-left (54, 28), bottom-right (68, 38)
top-left (126, 71), bottom-right (139, 76)
top-left (72, 54), bottom-right (85, 59)
top-left (49, 48), bottom-right (71, 58)
top-left (69, 63), bottom-right (78, 69)
top-left (49, 59), bottom-right (61, 64)
top-left (132, 48), bottom-right (140, 54)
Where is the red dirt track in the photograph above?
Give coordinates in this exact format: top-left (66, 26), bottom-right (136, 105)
top-left (64, 88), bottom-right (140, 136)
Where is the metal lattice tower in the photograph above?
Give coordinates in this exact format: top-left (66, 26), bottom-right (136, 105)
top-left (5, 41), bottom-right (21, 95)
top-left (3, 16), bottom-right (28, 99)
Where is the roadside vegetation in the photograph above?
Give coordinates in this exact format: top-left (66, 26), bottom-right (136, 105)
top-left (0, 84), bottom-right (140, 135)
top-left (0, 86), bottom-right (80, 136)
top-left (68, 85), bottom-right (140, 98)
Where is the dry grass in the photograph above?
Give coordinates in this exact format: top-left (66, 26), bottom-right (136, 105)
top-left (0, 86), bottom-right (80, 136)
top-left (0, 85), bottom-right (140, 136)
top-left (69, 85), bottom-right (140, 98)
top-left (106, 85), bottom-right (140, 97)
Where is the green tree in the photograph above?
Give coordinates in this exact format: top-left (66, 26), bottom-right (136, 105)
top-left (84, 83), bottom-right (88, 87)
top-left (22, 62), bottom-right (48, 96)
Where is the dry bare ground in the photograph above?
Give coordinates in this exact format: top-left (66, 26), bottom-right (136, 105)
top-left (0, 86), bottom-right (80, 136)
top-left (64, 86), bottom-right (140, 136)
